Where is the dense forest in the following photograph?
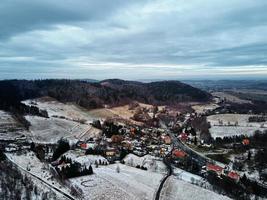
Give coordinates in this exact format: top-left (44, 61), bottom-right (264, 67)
top-left (0, 79), bottom-right (211, 113)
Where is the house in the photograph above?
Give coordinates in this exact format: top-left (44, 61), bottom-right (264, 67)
top-left (78, 142), bottom-right (86, 149)
top-left (178, 133), bottom-right (188, 142)
top-left (130, 127), bottom-right (137, 136)
top-left (111, 135), bottom-right (123, 143)
top-left (163, 135), bottom-right (172, 144)
top-left (121, 140), bottom-right (132, 150)
top-left (172, 149), bottom-right (187, 159)
top-left (206, 163), bottom-right (224, 175)
top-left (105, 148), bottom-right (116, 157)
top-left (227, 171), bottom-right (240, 181)
top-left (242, 139), bottom-right (250, 146)
top-left (79, 142), bottom-right (95, 150)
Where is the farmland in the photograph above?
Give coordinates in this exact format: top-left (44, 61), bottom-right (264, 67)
top-left (70, 163), bottom-right (164, 200)
top-left (25, 115), bottom-right (95, 143)
top-left (207, 114), bottom-right (267, 138)
top-left (0, 110), bottom-right (27, 140)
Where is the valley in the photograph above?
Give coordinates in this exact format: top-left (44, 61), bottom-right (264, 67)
top-left (0, 79), bottom-right (267, 200)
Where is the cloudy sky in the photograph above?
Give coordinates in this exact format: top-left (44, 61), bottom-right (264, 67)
top-left (0, 0), bottom-right (267, 80)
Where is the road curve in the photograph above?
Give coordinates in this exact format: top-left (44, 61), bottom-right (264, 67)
top-left (155, 156), bottom-right (173, 200)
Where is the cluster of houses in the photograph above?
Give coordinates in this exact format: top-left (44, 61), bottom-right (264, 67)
top-left (74, 124), bottom-right (172, 163)
top-left (205, 163), bottom-right (240, 182)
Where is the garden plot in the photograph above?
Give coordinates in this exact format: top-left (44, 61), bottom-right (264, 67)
top-left (160, 176), bottom-right (231, 200)
top-left (25, 115), bottom-right (92, 143)
top-left (70, 163), bottom-right (164, 200)
top-left (0, 110), bottom-right (27, 140)
top-left (207, 114), bottom-right (267, 138)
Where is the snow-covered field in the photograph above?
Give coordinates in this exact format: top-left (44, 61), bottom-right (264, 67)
top-left (207, 114), bottom-right (267, 138)
top-left (173, 168), bottom-right (207, 186)
top-left (23, 97), bottom-right (95, 122)
top-left (160, 176), bottom-right (231, 200)
top-left (70, 163), bottom-right (164, 200)
top-left (62, 150), bottom-right (108, 165)
top-left (5, 151), bottom-right (71, 199)
top-left (25, 115), bottom-right (98, 143)
top-left (123, 153), bottom-right (167, 173)
top-left (212, 92), bottom-right (251, 104)
top-left (0, 110), bottom-right (27, 140)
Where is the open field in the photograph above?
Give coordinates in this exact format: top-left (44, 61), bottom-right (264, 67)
top-left (70, 163), bottom-right (164, 200)
top-left (192, 103), bottom-right (219, 114)
top-left (227, 89), bottom-right (267, 102)
top-left (88, 103), bottom-right (159, 125)
top-left (23, 97), bottom-right (147, 125)
top-left (25, 115), bottom-right (100, 143)
top-left (160, 176), bottom-right (231, 200)
top-left (123, 153), bottom-right (167, 173)
top-left (0, 110), bottom-right (27, 140)
top-left (23, 97), bottom-right (96, 123)
top-left (207, 114), bottom-right (267, 138)
top-left (212, 92), bottom-right (251, 104)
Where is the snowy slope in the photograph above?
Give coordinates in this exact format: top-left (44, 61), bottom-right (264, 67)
top-left (160, 176), bottom-right (231, 200)
top-left (70, 163), bottom-right (164, 200)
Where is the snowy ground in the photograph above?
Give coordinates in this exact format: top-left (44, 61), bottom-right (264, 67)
top-left (23, 97), bottom-right (95, 123)
top-left (123, 153), bottom-right (167, 173)
top-left (160, 176), bottom-right (231, 200)
top-left (0, 110), bottom-right (27, 140)
top-left (70, 163), bottom-right (164, 200)
top-left (173, 168), bottom-right (208, 187)
top-left (25, 115), bottom-right (98, 143)
top-left (5, 151), bottom-right (71, 199)
top-left (62, 150), bottom-right (108, 165)
top-left (207, 114), bottom-right (267, 138)
top-left (212, 92), bottom-right (251, 104)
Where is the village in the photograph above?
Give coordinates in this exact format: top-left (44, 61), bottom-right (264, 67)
top-left (1, 95), bottom-right (267, 200)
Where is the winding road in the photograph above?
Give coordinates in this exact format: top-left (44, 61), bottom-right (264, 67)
top-left (155, 156), bottom-right (173, 200)
top-left (155, 121), bottom-right (211, 200)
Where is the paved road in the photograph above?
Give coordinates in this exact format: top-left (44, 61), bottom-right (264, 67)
top-left (160, 121), bottom-right (210, 167)
top-left (155, 156), bottom-right (173, 200)
top-left (155, 121), bottom-right (211, 200)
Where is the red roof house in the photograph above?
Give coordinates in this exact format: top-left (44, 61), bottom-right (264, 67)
top-left (228, 171), bottom-right (240, 181)
top-left (206, 164), bottom-right (224, 175)
top-left (80, 143), bottom-right (88, 149)
top-left (242, 139), bottom-right (250, 146)
top-left (178, 133), bottom-right (188, 142)
top-left (172, 149), bottom-right (187, 158)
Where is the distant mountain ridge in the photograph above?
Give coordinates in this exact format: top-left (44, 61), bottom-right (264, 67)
top-left (0, 79), bottom-right (211, 111)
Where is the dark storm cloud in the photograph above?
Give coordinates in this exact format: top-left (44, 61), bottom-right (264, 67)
top-left (0, 0), bottom-right (267, 80)
top-left (0, 0), bottom-right (136, 39)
